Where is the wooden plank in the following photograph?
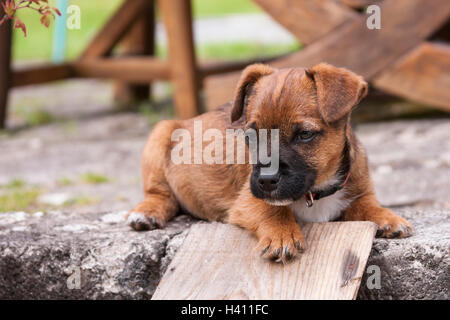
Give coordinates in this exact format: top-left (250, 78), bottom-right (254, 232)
top-left (158, 0), bottom-right (200, 119)
top-left (199, 54), bottom-right (288, 79)
top-left (81, 0), bottom-right (149, 59)
top-left (73, 57), bottom-right (170, 82)
top-left (374, 42), bottom-right (450, 112)
top-left (0, 14), bottom-right (11, 129)
top-left (205, 0), bottom-right (450, 108)
top-left (11, 63), bottom-right (73, 87)
top-left (253, 0), bottom-right (357, 45)
top-left (114, 0), bottom-right (156, 104)
top-left (152, 221), bottom-right (377, 300)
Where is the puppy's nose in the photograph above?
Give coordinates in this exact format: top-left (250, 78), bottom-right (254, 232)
top-left (258, 174), bottom-right (279, 192)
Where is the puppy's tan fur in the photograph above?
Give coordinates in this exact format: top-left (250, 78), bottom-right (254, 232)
top-left (127, 63), bottom-right (413, 263)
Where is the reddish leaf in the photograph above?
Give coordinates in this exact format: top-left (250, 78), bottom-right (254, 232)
top-left (2, 0), bottom-right (16, 18)
top-left (40, 12), bottom-right (51, 28)
top-left (13, 16), bottom-right (26, 37)
top-left (2, 0), bottom-right (61, 37)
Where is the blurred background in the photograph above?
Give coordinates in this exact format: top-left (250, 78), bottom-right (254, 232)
top-left (0, 0), bottom-right (449, 215)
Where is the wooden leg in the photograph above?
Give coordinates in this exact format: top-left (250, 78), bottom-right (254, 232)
top-left (81, 0), bottom-right (149, 58)
top-left (0, 17), bottom-right (12, 129)
top-left (158, 0), bottom-right (200, 119)
top-left (114, 0), bottom-right (155, 106)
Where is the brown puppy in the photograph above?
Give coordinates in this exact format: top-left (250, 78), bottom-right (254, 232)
top-left (127, 63), bottom-right (413, 263)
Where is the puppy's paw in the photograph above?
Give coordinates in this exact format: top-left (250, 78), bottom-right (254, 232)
top-left (370, 209), bottom-right (413, 238)
top-left (126, 212), bottom-right (165, 231)
top-left (257, 227), bottom-right (306, 263)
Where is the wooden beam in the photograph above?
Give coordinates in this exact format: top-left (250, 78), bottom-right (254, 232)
top-left (11, 64), bottom-right (73, 88)
top-left (253, 0), bottom-right (357, 45)
top-left (73, 57), bottom-right (170, 82)
top-left (152, 222), bottom-right (377, 300)
top-left (198, 54), bottom-right (289, 79)
top-left (114, 0), bottom-right (156, 105)
top-left (0, 16), bottom-right (11, 129)
top-left (158, 0), bottom-right (200, 119)
top-left (374, 42), bottom-right (450, 112)
top-left (205, 0), bottom-right (450, 108)
top-left (81, 0), bottom-right (149, 59)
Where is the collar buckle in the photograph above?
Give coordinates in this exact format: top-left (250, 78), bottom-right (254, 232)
top-left (305, 191), bottom-right (314, 208)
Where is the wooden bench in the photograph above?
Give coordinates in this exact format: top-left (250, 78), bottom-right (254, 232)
top-left (0, 0), bottom-right (270, 128)
top-left (1, 0), bottom-right (449, 129)
top-left (205, 0), bottom-right (450, 112)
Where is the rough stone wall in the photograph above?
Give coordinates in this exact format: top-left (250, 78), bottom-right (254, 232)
top-left (0, 211), bottom-right (194, 299)
top-left (0, 208), bottom-right (448, 299)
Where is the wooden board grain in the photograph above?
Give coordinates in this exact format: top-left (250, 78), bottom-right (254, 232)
top-left (12, 63), bottom-right (73, 88)
top-left (81, 0), bottom-right (149, 58)
top-left (253, 0), bottom-right (356, 45)
top-left (374, 42), bottom-right (450, 111)
top-left (114, 0), bottom-right (156, 104)
top-left (152, 221), bottom-right (377, 300)
top-left (158, 0), bottom-right (200, 119)
top-left (73, 57), bottom-right (170, 82)
top-left (205, 0), bottom-right (450, 108)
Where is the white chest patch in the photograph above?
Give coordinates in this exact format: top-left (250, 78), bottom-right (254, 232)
top-left (290, 188), bottom-right (351, 223)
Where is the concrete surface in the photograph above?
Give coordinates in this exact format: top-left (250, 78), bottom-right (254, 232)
top-left (0, 211), bottom-right (194, 299)
top-left (0, 207), bottom-right (448, 299)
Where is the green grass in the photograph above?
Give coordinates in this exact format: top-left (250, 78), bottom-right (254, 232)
top-left (0, 179), bottom-right (41, 212)
top-left (139, 101), bottom-right (175, 125)
top-left (3, 179), bottom-right (26, 189)
top-left (56, 177), bottom-right (73, 186)
top-left (0, 189), bottom-right (41, 212)
top-left (80, 172), bottom-right (109, 184)
top-left (12, 0), bottom-right (262, 61)
top-left (0, 177), bottom-right (104, 212)
top-left (13, 0), bottom-right (124, 60)
top-left (155, 41), bottom-right (301, 62)
top-left (193, 0), bottom-right (260, 17)
top-left (198, 42), bottom-right (301, 60)
top-left (63, 196), bottom-right (99, 207)
top-left (15, 106), bottom-right (55, 126)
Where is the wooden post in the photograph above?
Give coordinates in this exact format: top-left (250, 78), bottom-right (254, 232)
top-left (158, 0), bottom-right (200, 119)
top-left (81, 0), bottom-right (149, 59)
top-left (0, 15), bottom-right (12, 129)
top-left (114, 0), bottom-right (155, 106)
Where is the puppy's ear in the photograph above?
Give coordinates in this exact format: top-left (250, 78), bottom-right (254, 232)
top-left (231, 64), bottom-right (275, 123)
top-left (306, 63), bottom-right (368, 124)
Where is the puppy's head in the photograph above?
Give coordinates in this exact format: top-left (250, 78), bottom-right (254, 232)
top-left (231, 63), bottom-right (368, 205)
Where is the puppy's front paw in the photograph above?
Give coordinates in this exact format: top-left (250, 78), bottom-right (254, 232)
top-left (370, 209), bottom-right (413, 238)
top-left (257, 227), bottom-right (306, 263)
top-left (126, 212), bottom-right (165, 231)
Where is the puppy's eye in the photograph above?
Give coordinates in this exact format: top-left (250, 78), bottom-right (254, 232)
top-left (296, 130), bottom-right (317, 143)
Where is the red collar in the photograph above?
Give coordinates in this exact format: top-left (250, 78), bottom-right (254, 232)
top-left (305, 172), bottom-right (351, 207)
